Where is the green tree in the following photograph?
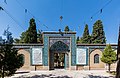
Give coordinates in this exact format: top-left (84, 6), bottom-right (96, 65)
top-left (37, 29), bottom-right (43, 43)
top-left (58, 53), bottom-right (64, 67)
top-left (101, 44), bottom-right (116, 72)
top-left (20, 18), bottom-right (37, 43)
top-left (91, 20), bottom-right (106, 44)
top-left (64, 26), bottom-right (70, 32)
top-left (19, 31), bottom-right (26, 43)
top-left (76, 36), bottom-right (80, 42)
top-left (14, 38), bottom-right (20, 43)
top-left (0, 44), bottom-right (24, 78)
top-left (80, 24), bottom-right (91, 44)
top-left (0, 27), bottom-right (24, 78)
top-left (0, 29), bottom-right (24, 78)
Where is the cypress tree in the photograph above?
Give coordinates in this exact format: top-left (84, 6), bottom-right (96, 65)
top-left (19, 31), bottom-right (26, 43)
top-left (20, 18), bottom-right (37, 43)
top-left (76, 36), bottom-right (80, 43)
top-left (77, 36), bottom-right (79, 42)
top-left (37, 29), bottom-right (43, 43)
top-left (80, 24), bottom-right (91, 44)
top-left (64, 26), bottom-right (70, 32)
top-left (91, 20), bottom-right (106, 44)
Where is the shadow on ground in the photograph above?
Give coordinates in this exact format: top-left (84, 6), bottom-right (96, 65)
top-left (87, 75), bottom-right (115, 78)
top-left (16, 74), bottom-right (72, 78)
top-left (15, 71), bottom-right (29, 74)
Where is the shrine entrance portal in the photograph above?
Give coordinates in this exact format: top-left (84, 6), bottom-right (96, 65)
top-left (43, 32), bottom-right (76, 70)
top-left (49, 41), bottom-right (70, 70)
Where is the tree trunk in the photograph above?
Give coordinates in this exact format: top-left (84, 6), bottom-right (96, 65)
top-left (2, 72), bottom-right (4, 78)
top-left (116, 59), bottom-right (120, 78)
top-left (108, 64), bottom-right (111, 72)
top-left (2, 66), bottom-right (4, 78)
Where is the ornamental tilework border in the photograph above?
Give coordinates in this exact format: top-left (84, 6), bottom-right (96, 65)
top-left (49, 38), bottom-right (70, 47)
top-left (43, 33), bottom-right (77, 66)
top-left (71, 35), bottom-right (76, 66)
top-left (43, 36), bottom-right (49, 66)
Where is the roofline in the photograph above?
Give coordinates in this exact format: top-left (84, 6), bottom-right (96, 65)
top-left (1, 43), bottom-right (117, 46)
top-left (14, 43), bottom-right (117, 46)
top-left (13, 43), bottom-right (43, 46)
top-left (43, 31), bottom-right (76, 34)
top-left (77, 44), bottom-right (117, 46)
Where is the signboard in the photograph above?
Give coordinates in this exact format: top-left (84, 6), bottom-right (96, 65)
top-left (32, 48), bottom-right (42, 65)
top-left (76, 48), bottom-right (87, 65)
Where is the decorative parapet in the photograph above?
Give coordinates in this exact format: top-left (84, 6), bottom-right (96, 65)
top-left (77, 44), bottom-right (117, 53)
top-left (13, 44), bottom-right (43, 49)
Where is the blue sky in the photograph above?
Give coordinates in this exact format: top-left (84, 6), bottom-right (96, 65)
top-left (0, 0), bottom-right (120, 43)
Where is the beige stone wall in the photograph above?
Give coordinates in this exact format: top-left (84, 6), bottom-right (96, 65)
top-left (76, 66), bottom-right (84, 70)
top-left (17, 48), bottom-right (117, 71)
top-left (108, 62), bottom-right (117, 70)
top-left (17, 49), bottom-right (47, 71)
top-left (90, 49), bottom-right (105, 70)
top-left (36, 65), bottom-right (43, 70)
top-left (18, 49), bottom-right (31, 71)
top-left (110, 50), bottom-right (117, 70)
top-left (70, 66), bottom-right (76, 70)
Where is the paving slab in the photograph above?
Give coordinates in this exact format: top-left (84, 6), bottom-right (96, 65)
top-left (5, 70), bottom-right (115, 78)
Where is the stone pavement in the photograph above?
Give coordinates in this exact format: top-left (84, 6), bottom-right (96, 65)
top-left (6, 70), bottom-right (115, 78)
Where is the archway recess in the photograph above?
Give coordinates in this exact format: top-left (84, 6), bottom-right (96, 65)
top-left (50, 41), bottom-right (69, 52)
top-left (49, 41), bottom-right (70, 70)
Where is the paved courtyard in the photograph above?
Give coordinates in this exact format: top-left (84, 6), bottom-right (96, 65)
top-left (6, 70), bottom-right (115, 78)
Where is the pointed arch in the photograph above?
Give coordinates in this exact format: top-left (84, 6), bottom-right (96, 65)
top-left (50, 41), bottom-right (69, 52)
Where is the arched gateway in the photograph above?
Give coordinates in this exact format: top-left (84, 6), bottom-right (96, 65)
top-left (43, 32), bottom-right (76, 70)
top-left (14, 31), bottom-right (117, 71)
top-left (49, 41), bottom-right (69, 70)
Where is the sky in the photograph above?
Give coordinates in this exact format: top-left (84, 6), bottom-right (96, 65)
top-left (0, 0), bottom-right (120, 43)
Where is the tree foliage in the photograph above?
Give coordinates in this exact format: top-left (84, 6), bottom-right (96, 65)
top-left (0, 30), bottom-right (24, 78)
top-left (78, 20), bottom-right (106, 44)
top-left (64, 26), bottom-right (70, 32)
top-left (54, 53), bottom-right (64, 67)
top-left (20, 18), bottom-right (37, 43)
top-left (79, 24), bottom-right (91, 44)
top-left (19, 31), bottom-right (26, 43)
top-left (76, 36), bottom-right (80, 42)
top-left (91, 20), bottom-right (106, 44)
top-left (0, 44), bottom-right (24, 78)
top-left (37, 30), bottom-right (43, 43)
top-left (14, 38), bottom-right (20, 43)
top-left (101, 44), bottom-right (116, 72)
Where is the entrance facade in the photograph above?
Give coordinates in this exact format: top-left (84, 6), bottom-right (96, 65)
top-left (15, 31), bottom-right (117, 71)
top-left (49, 41), bottom-right (69, 70)
top-left (43, 32), bottom-right (76, 70)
